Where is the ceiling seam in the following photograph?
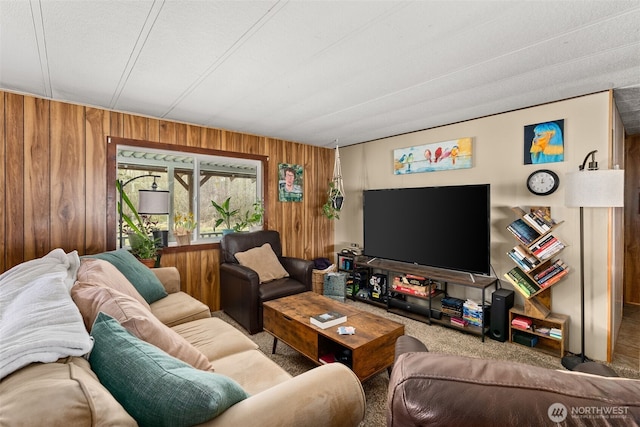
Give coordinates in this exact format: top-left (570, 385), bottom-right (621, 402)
top-left (160, 0), bottom-right (289, 118)
top-left (29, 0), bottom-right (51, 98)
top-left (109, 0), bottom-right (166, 109)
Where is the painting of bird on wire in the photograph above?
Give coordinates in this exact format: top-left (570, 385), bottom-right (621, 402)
top-left (393, 137), bottom-right (473, 175)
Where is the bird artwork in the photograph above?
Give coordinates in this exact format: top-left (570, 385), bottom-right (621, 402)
top-left (393, 138), bottom-right (472, 175)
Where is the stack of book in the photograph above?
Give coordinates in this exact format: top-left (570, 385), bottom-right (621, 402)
top-left (507, 219), bottom-right (539, 246)
top-left (503, 267), bottom-right (540, 297)
top-left (462, 299), bottom-right (485, 327)
top-left (529, 234), bottom-right (565, 260)
top-left (534, 260), bottom-right (569, 288)
top-left (450, 317), bottom-right (468, 327)
top-left (503, 262), bottom-right (570, 297)
top-left (310, 311), bottom-right (347, 329)
top-left (518, 208), bottom-right (555, 234)
top-left (507, 246), bottom-right (540, 272)
top-left (550, 328), bottom-right (562, 339)
top-left (441, 296), bottom-right (464, 317)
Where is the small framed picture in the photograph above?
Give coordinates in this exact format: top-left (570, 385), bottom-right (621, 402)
top-left (524, 119), bottom-right (564, 164)
top-left (278, 163), bottom-right (303, 202)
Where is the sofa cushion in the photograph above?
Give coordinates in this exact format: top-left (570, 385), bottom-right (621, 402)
top-left (210, 349), bottom-right (292, 395)
top-left (87, 249), bottom-right (167, 303)
top-left (77, 258), bottom-right (150, 309)
top-left (0, 357), bottom-right (136, 426)
top-left (151, 291), bottom-right (211, 327)
top-left (90, 313), bottom-right (249, 427)
top-left (234, 243), bottom-right (289, 283)
top-left (171, 317), bottom-right (258, 362)
top-left (71, 282), bottom-right (213, 371)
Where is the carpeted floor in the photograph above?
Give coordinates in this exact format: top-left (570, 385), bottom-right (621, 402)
top-left (212, 299), bottom-right (640, 427)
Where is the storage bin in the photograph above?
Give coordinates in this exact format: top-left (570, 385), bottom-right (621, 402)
top-left (312, 264), bottom-right (337, 294)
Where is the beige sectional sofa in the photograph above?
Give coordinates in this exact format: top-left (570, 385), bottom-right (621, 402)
top-left (0, 250), bottom-right (366, 426)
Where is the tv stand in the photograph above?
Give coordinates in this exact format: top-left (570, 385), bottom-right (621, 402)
top-left (352, 257), bottom-right (499, 341)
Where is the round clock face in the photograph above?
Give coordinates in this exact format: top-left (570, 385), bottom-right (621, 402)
top-left (527, 169), bottom-right (560, 196)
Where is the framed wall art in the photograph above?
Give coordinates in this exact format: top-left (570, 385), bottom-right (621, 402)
top-left (278, 163), bottom-right (303, 202)
top-left (524, 119), bottom-right (564, 165)
top-left (393, 137), bottom-right (473, 175)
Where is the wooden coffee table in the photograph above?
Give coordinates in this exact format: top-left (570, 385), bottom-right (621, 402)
top-left (263, 292), bottom-right (404, 382)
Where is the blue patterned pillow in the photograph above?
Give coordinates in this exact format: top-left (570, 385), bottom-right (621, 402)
top-left (90, 313), bottom-right (249, 427)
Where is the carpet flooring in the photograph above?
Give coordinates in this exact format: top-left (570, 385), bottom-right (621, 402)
top-left (212, 299), bottom-right (640, 427)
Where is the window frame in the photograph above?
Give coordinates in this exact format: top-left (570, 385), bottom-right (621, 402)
top-left (106, 136), bottom-right (269, 252)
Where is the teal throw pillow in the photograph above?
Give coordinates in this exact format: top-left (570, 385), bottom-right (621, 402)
top-left (88, 249), bottom-right (167, 303)
top-left (90, 313), bottom-right (249, 427)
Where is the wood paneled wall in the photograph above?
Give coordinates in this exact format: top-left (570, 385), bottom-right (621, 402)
top-left (1, 91), bottom-right (335, 310)
top-left (624, 134), bottom-right (640, 305)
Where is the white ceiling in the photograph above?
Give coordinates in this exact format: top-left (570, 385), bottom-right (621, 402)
top-left (2, 0), bottom-right (639, 147)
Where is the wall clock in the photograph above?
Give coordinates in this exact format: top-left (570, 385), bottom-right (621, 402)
top-left (526, 169), bottom-right (560, 196)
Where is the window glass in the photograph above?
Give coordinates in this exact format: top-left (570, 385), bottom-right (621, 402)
top-left (117, 145), bottom-right (262, 245)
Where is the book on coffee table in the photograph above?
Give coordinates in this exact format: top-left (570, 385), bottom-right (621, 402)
top-left (310, 311), bottom-right (347, 329)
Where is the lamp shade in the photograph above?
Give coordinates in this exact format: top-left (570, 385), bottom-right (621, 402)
top-left (138, 189), bottom-right (170, 214)
top-left (565, 169), bottom-right (624, 208)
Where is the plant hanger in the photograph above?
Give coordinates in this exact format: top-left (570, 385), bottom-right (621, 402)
top-left (331, 143), bottom-right (345, 210)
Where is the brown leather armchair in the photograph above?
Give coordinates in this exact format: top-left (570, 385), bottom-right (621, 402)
top-left (388, 336), bottom-right (639, 426)
top-left (220, 230), bottom-right (313, 334)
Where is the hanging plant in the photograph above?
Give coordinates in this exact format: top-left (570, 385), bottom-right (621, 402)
top-left (321, 144), bottom-right (345, 220)
top-left (322, 181), bottom-right (343, 220)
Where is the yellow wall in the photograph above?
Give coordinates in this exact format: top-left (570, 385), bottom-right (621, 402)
top-left (339, 91), bottom-right (619, 362)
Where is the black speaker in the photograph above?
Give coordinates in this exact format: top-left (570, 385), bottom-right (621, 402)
top-left (489, 289), bottom-right (514, 342)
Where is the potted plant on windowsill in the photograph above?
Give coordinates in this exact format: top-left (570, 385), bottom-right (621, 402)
top-left (173, 212), bottom-right (197, 245)
top-left (234, 200), bottom-right (264, 232)
top-left (211, 197), bottom-right (240, 235)
top-left (117, 180), bottom-right (158, 266)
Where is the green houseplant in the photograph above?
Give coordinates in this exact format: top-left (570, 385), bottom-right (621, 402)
top-left (117, 180), bottom-right (158, 262)
top-left (234, 200), bottom-right (264, 232)
top-left (211, 197), bottom-right (240, 235)
top-left (322, 181), bottom-right (343, 220)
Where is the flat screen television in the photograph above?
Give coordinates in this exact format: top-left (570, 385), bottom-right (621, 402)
top-left (363, 184), bottom-right (491, 276)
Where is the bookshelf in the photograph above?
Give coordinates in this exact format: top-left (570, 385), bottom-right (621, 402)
top-left (504, 207), bottom-right (569, 318)
top-left (509, 305), bottom-right (569, 358)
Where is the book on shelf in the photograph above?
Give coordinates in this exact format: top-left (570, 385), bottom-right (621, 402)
top-left (507, 219), bottom-right (539, 245)
top-left (538, 268), bottom-right (569, 289)
top-left (310, 311), bottom-right (347, 329)
top-left (536, 242), bottom-right (565, 260)
top-left (450, 317), bottom-right (468, 327)
top-left (550, 328), bottom-right (562, 339)
top-left (503, 267), bottom-right (540, 297)
top-left (529, 234), bottom-right (555, 251)
top-left (507, 247), bottom-right (540, 271)
top-left (536, 260), bottom-right (568, 286)
top-left (521, 212), bottom-right (551, 234)
top-left (530, 208), bottom-right (556, 227)
top-left (319, 353), bottom-right (336, 364)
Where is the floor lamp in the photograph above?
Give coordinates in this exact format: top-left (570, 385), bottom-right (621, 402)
top-left (561, 150), bottom-right (624, 370)
top-left (118, 174), bottom-right (170, 248)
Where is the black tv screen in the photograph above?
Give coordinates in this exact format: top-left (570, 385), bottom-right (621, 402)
top-left (363, 184), bottom-right (491, 276)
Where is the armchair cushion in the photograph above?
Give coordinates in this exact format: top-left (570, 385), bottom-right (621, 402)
top-left (90, 313), bottom-right (249, 427)
top-left (234, 243), bottom-right (289, 283)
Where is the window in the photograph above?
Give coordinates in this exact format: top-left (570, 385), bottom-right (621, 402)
top-left (110, 138), bottom-right (265, 247)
